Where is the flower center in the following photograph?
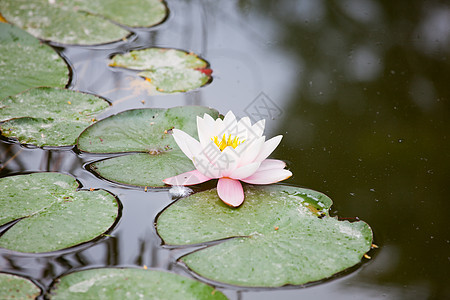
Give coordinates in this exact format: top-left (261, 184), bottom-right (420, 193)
top-left (212, 134), bottom-right (244, 151)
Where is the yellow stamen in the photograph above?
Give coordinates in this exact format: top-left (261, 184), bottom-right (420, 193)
top-left (212, 134), bottom-right (244, 151)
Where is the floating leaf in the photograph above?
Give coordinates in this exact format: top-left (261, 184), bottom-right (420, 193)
top-left (49, 268), bottom-right (227, 299)
top-left (0, 0), bottom-right (167, 45)
top-left (0, 173), bottom-right (119, 253)
top-left (156, 185), bottom-right (373, 287)
top-left (0, 23), bottom-right (68, 99)
top-left (110, 48), bottom-right (212, 93)
top-left (78, 107), bottom-right (218, 187)
top-left (0, 273), bottom-right (41, 299)
top-left (90, 152), bottom-right (194, 188)
top-left (0, 87), bottom-right (109, 147)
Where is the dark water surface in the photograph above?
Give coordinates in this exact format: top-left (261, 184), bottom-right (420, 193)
top-left (1, 0), bottom-right (449, 299)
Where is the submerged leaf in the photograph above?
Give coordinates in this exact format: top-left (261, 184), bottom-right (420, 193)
top-left (49, 268), bottom-right (227, 300)
top-left (0, 173), bottom-right (119, 253)
top-left (156, 185), bottom-right (373, 287)
top-left (0, 87), bottom-right (109, 146)
top-left (0, 0), bottom-right (167, 45)
top-left (110, 48), bottom-right (211, 93)
top-left (0, 23), bottom-right (68, 99)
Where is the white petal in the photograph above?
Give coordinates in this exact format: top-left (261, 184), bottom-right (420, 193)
top-left (229, 161), bottom-right (261, 180)
top-left (172, 129), bottom-right (201, 160)
top-left (257, 159), bottom-right (287, 172)
top-left (241, 168), bottom-right (292, 185)
top-left (250, 119), bottom-right (265, 139)
top-left (197, 115), bottom-right (214, 147)
top-left (254, 135), bottom-right (282, 162)
top-left (236, 116), bottom-right (252, 141)
top-left (217, 146), bottom-right (240, 177)
top-left (236, 136), bottom-right (265, 166)
top-left (192, 154), bottom-right (221, 178)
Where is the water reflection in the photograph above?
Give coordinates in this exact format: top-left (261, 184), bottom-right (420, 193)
top-left (237, 0), bottom-right (449, 298)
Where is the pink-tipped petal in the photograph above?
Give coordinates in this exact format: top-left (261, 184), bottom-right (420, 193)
top-left (257, 159), bottom-right (287, 172)
top-left (217, 178), bottom-right (245, 207)
top-left (172, 129), bottom-right (201, 160)
top-left (163, 170), bottom-right (212, 186)
top-left (241, 169), bottom-right (292, 185)
top-left (254, 135), bottom-right (283, 162)
top-left (229, 161), bottom-right (261, 180)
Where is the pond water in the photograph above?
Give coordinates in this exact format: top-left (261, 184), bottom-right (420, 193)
top-left (1, 0), bottom-right (449, 299)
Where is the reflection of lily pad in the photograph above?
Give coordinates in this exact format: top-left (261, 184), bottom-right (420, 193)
top-left (0, 87), bottom-right (109, 147)
top-left (0, 173), bottom-right (119, 253)
top-left (0, 273), bottom-right (41, 299)
top-left (110, 48), bottom-right (212, 93)
top-left (0, 0), bottom-right (167, 45)
top-left (49, 268), bottom-right (227, 299)
top-left (78, 107), bottom-right (218, 187)
top-left (0, 23), bottom-right (68, 99)
top-left (156, 185), bottom-right (373, 287)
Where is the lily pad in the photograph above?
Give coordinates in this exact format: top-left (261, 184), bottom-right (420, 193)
top-left (0, 0), bottom-right (167, 45)
top-left (0, 87), bottom-right (110, 147)
top-left (78, 107), bottom-right (218, 187)
top-left (90, 152), bottom-right (195, 188)
top-left (156, 185), bottom-right (373, 287)
top-left (49, 268), bottom-right (227, 300)
top-left (0, 273), bottom-right (41, 299)
top-left (110, 48), bottom-right (212, 93)
top-left (0, 173), bottom-right (119, 253)
top-left (0, 23), bottom-right (68, 99)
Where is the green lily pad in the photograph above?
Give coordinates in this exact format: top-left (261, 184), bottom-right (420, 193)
top-left (90, 152), bottom-right (195, 188)
top-left (77, 107), bottom-right (218, 187)
top-left (49, 268), bottom-right (227, 300)
top-left (0, 23), bottom-right (68, 99)
top-left (0, 173), bottom-right (119, 253)
top-left (0, 273), bottom-right (41, 299)
top-left (110, 48), bottom-right (212, 93)
top-left (156, 185), bottom-right (373, 287)
top-left (0, 87), bottom-right (110, 147)
top-left (0, 0), bottom-right (167, 45)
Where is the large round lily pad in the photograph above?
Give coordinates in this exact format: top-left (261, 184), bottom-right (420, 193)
top-left (0, 0), bottom-right (167, 45)
top-left (78, 107), bottom-right (218, 187)
top-left (110, 48), bottom-right (212, 93)
top-left (156, 185), bottom-right (373, 287)
top-left (0, 173), bottom-right (119, 253)
top-left (0, 273), bottom-right (41, 299)
top-left (0, 23), bottom-right (68, 99)
top-left (49, 268), bottom-right (227, 299)
top-left (0, 87), bottom-right (110, 147)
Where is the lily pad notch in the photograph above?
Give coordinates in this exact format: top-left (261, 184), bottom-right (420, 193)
top-left (156, 185), bottom-right (374, 287)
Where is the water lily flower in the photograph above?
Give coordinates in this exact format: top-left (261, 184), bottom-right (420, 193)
top-left (163, 111), bottom-right (292, 207)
